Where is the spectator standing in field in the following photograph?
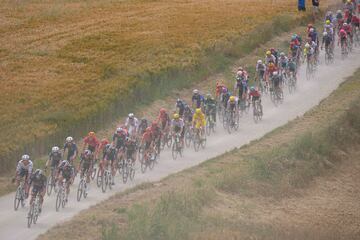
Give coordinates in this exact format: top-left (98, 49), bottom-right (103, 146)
top-left (298, 0), bottom-right (306, 11)
top-left (312, 0), bottom-right (320, 20)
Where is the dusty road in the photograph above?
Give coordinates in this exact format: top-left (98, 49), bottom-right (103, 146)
top-left (0, 47), bottom-right (359, 240)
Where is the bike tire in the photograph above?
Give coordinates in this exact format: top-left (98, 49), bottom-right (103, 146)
top-left (14, 188), bottom-right (21, 211)
top-left (83, 182), bottom-right (88, 199)
top-left (96, 169), bottom-right (102, 188)
top-left (184, 131), bottom-right (192, 148)
top-left (91, 167), bottom-right (96, 180)
top-left (46, 176), bottom-right (53, 196)
top-left (149, 155), bottom-right (156, 170)
top-left (172, 143), bottom-right (178, 160)
top-left (56, 190), bottom-right (62, 211)
top-left (122, 163), bottom-right (129, 184)
top-left (77, 181), bottom-right (83, 202)
top-left (27, 205), bottom-right (33, 228)
top-left (101, 174), bottom-right (107, 193)
top-left (129, 165), bottom-right (135, 181)
top-left (109, 174), bottom-right (113, 190)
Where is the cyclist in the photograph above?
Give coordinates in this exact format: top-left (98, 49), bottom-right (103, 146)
top-left (57, 160), bottom-right (73, 201)
top-left (235, 71), bottom-right (248, 100)
top-left (271, 71), bottom-right (283, 98)
top-left (138, 117), bottom-right (148, 137)
top-left (256, 60), bottom-right (266, 83)
top-left (63, 136), bottom-right (78, 164)
top-left (125, 113), bottom-right (139, 138)
top-left (13, 154), bottom-right (33, 198)
top-left (113, 127), bottom-right (128, 159)
top-left (265, 50), bottom-right (276, 65)
top-left (97, 138), bottom-right (109, 176)
top-left (183, 104), bottom-right (194, 125)
top-left (215, 81), bottom-right (226, 101)
top-left (141, 127), bottom-right (154, 161)
top-left (342, 22), bottom-right (353, 44)
top-left (204, 93), bottom-right (217, 124)
top-left (171, 113), bottom-right (185, 147)
top-left (150, 121), bottom-right (162, 155)
top-left (28, 169), bottom-right (47, 213)
top-left (82, 132), bottom-right (99, 157)
top-left (192, 108), bottom-right (206, 140)
top-left (248, 86), bottom-right (262, 114)
top-left (227, 96), bottom-right (238, 115)
top-left (287, 57), bottom-right (298, 81)
top-left (278, 52), bottom-right (288, 78)
top-left (192, 89), bottom-right (204, 109)
top-left (321, 31), bottom-right (333, 54)
top-left (176, 98), bottom-right (186, 117)
top-left (303, 43), bottom-right (315, 64)
top-left (125, 136), bottom-right (137, 165)
top-left (78, 150), bottom-right (93, 194)
top-left (45, 146), bottom-right (62, 172)
top-left (308, 28), bottom-right (319, 54)
top-left (270, 48), bottom-right (279, 66)
top-left (338, 28), bottom-right (348, 49)
top-left (222, 88), bottom-right (231, 110)
top-left (344, 0), bottom-right (355, 14)
top-left (103, 144), bottom-right (117, 185)
top-left (157, 108), bottom-right (171, 133)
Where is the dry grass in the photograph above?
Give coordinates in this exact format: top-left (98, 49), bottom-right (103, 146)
top-left (0, 0), bottom-right (317, 171)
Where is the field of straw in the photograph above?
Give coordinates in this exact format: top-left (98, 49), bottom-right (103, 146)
top-left (0, 0), bottom-right (305, 170)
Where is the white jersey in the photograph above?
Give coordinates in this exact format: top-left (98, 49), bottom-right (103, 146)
top-left (171, 119), bottom-right (184, 129)
top-left (125, 117), bottom-right (139, 137)
top-left (16, 160), bottom-right (33, 173)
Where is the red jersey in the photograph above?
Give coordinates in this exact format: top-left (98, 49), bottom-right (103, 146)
top-left (216, 84), bottom-right (224, 97)
top-left (83, 136), bottom-right (100, 148)
top-left (249, 90), bottom-right (261, 98)
top-left (157, 112), bottom-right (170, 124)
top-left (343, 25), bottom-right (352, 33)
top-left (142, 131), bottom-right (152, 143)
top-left (351, 15), bottom-right (359, 24)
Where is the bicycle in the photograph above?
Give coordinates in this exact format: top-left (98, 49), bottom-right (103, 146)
top-left (14, 178), bottom-right (26, 211)
top-left (172, 133), bottom-right (183, 160)
top-left (324, 45), bottom-right (334, 65)
top-left (160, 130), bottom-right (172, 150)
top-left (305, 55), bottom-right (315, 80)
top-left (193, 127), bottom-right (206, 152)
top-left (27, 193), bottom-right (40, 228)
top-left (101, 165), bottom-right (113, 193)
top-left (287, 71), bottom-right (297, 94)
top-left (223, 109), bottom-right (239, 134)
top-left (253, 100), bottom-right (263, 123)
top-left (184, 124), bottom-right (193, 148)
top-left (139, 144), bottom-right (156, 173)
top-left (77, 169), bottom-right (89, 202)
top-left (205, 109), bottom-right (216, 136)
top-left (46, 167), bottom-right (58, 196)
top-left (55, 179), bottom-right (67, 211)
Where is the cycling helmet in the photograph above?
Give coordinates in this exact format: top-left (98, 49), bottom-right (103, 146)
top-left (305, 43), bottom-right (310, 48)
top-left (266, 51), bottom-right (271, 56)
top-left (343, 22), bottom-right (348, 27)
top-left (88, 131), bottom-right (95, 137)
top-left (250, 86), bottom-right (255, 92)
top-left (257, 60), bottom-right (262, 64)
top-left (237, 71), bottom-right (243, 76)
top-left (291, 35), bottom-right (297, 40)
top-left (193, 89), bottom-right (199, 94)
top-left (128, 113), bottom-right (134, 119)
top-left (229, 96), bottom-right (236, 102)
top-left (105, 143), bottom-right (111, 150)
top-left (325, 20), bottom-right (331, 25)
top-left (347, 0), bottom-right (351, 2)
top-left (222, 87), bottom-right (227, 94)
top-left (309, 28), bottom-right (314, 33)
top-left (323, 31), bottom-right (328, 36)
top-left (195, 108), bottom-right (202, 114)
top-left (66, 136), bottom-right (73, 143)
top-left (160, 108), bottom-right (166, 114)
top-left (280, 52), bottom-right (285, 57)
top-left (173, 113), bottom-right (180, 119)
top-left (336, 10), bottom-right (341, 14)
top-left (116, 127), bottom-right (123, 133)
top-left (21, 154), bottom-right (30, 161)
top-left (61, 160), bottom-right (70, 167)
top-left (176, 98), bottom-right (181, 103)
top-left (52, 146), bottom-right (60, 153)
top-left (237, 67), bottom-right (244, 71)
top-left (273, 71), bottom-right (278, 76)
top-left (141, 117), bottom-right (147, 123)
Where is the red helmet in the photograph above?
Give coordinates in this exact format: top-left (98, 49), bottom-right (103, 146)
top-left (160, 108), bottom-right (166, 114)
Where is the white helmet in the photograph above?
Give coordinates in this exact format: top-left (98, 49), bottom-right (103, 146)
top-left (343, 22), bottom-right (348, 27)
top-left (280, 52), bottom-right (285, 57)
top-left (21, 154), bottom-right (30, 161)
top-left (273, 71), bottom-right (278, 76)
top-left (323, 32), bottom-right (328, 37)
top-left (128, 113), bottom-right (134, 119)
top-left (66, 136), bottom-right (73, 143)
top-left (309, 28), bottom-right (314, 33)
top-left (52, 146), bottom-right (60, 153)
top-left (305, 43), bottom-right (310, 48)
top-left (193, 89), bottom-right (199, 94)
top-left (116, 127), bottom-right (123, 133)
top-left (257, 60), bottom-right (262, 64)
top-left (336, 10), bottom-right (341, 14)
top-left (237, 70), bottom-right (243, 76)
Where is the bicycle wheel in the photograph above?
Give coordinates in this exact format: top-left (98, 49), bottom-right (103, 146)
top-left (306, 64), bottom-right (312, 80)
top-left (193, 136), bottom-right (200, 152)
top-left (122, 162), bottom-right (129, 184)
top-left (46, 176), bottom-right (53, 196)
top-left (83, 182), bottom-right (88, 199)
top-left (200, 136), bottom-right (206, 149)
top-left (14, 187), bottom-right (21, 211)
top-left (184, 130), bottom-right (192, 148)
top-left (33, 202), bottom-right (38, 224)
top-left (108, 173), bottom-right (113, 190)
top-left (91, 166), bottom-right (96, 180)
top-left (101, 174), bottom-right (107, 193)
top-left (234, 113), bottom-right (240, 131)
top-left (56, 189), bottom-right (62, 211)
top-left (140, 154), bottom-right (147, 173)
top-left (27, 204), bottom-right (34, 228)
top-left (96, 169), bottom-right (102, 188)
top-left (129, 163), bottom-right (135, 181)
top-left (166, 134), bottom-right (172, 148)
top-left (149, 154), bottom-right (156, 170)
top-left (77, 180), bottom-right (83, 202)
top-left (172, 142), bottom-right (178, 160)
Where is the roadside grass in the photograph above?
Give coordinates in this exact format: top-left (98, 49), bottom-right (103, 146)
top-left (0, 0), bottom-right (319, 174)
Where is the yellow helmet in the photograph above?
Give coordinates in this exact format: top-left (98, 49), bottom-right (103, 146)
top-left (195, 108), bottom-right (202, 114)
top-left (266, 51), bottom-right (271, 56)
top-left (173, 113), bottom-right (179, 119)
top-left (326, 20), bottom-right (330, 25)
top-left (230, 96), bottom-right (236, 102)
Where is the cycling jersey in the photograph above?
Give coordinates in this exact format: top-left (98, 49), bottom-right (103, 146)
top-left (113, 132), bottom-right (127, 149)
top-left (64, 142), bottom-right (78, 161)
top-left (49, 152), bottom-right (62, 167)
top-left (16, 160), bottom-right (33, 177)
top-left (125, 117), bottom-right (139, 136)
top-left (192, 94), bottom-right (204, 108)
top-left (192, 112), bottom-right (206, 129)
top-left (83, 136), bottom-right (99, 153)
top-left (104, 147), bottom-right (117, 162)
